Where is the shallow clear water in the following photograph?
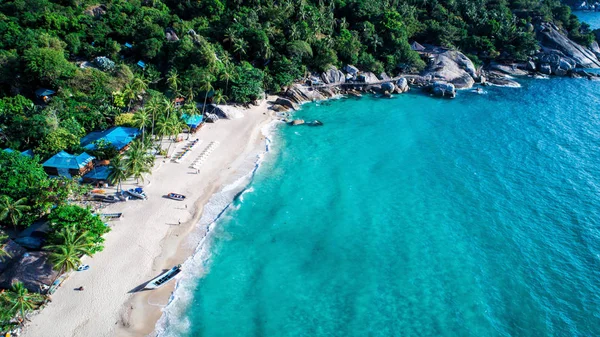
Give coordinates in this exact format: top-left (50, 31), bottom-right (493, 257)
top-left (161, 78), bottom-right (600, 337)
top-left (575, 10), bottom-right (600, 29)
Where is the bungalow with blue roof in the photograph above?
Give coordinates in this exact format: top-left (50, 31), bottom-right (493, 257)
top-left (42, 151), bottom-right (95, 178)
top-left (182, 114), bottom-right (203, 132)
top-left (80, 126), bottom-right (141, 152)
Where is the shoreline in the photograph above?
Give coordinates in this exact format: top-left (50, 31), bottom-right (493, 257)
top-left (21, 97), bottom-right (278, 337)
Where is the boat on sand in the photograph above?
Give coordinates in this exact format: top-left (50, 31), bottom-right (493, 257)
top-left (126, 187), bottom-right (148, 200)
top-left (166, 193), bottom-right (186, 201)
top-left (144, 265), bottom-right (182, 290)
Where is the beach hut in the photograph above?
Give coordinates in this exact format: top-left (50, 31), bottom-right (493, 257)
top-left (82, 165), bottom-right (112, 184)
top-left (182, 114), bottom-right (203, 133)
top-left (80, 126), bottom-right (141, 152)
top-left (42, 151), bottom-right (95, 178)
top-left (35, 88), bottom-right (56, 102)
top-left (0, 251), bottom-right (59, 293)
top-left (3, 148), bottom-right (34, 158)
top-left (137, 60), bottom-right (146, 69)
top-left (174, 97), bottom-right (185, 108)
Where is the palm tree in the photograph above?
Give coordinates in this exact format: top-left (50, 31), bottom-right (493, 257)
top-left (132, 108), bottom-right (151, 143)
top-left (233, 38), bottom-right (248, 61)
top-left (163, 98), bottom-right (175, 120)
top-left (144, 97), bottom-right (163, 138)
top-left (131, 76), bottom-right (149, 96)
top-left (0, 230), bottom-right (9, 259)
top-left (124, 140), bottom-right (154, 183)
top-left (107, 155), bottom-right (128, 192)
top-left (219, 62), bottom-right (234, 95)
top-left (46, 228), bottom-right (94, 281)
top-left (0, 196), bottom-right (30, 229)
top-left (123, 83), bottom-right (137, 112)
top-left (166, 69), bottom-right (181, 98)
top-left (0, 282), bottom-right (46, 323)
top-left (199, 73), bottom-right (215, 116)
top-left (212, 90), bottom-right (228, 106)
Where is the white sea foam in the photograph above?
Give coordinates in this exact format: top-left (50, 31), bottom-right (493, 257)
top-left (154, 119), bottom-right (281, 336)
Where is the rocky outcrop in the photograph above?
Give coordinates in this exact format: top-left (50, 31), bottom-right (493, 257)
top-left (526, 60), bottom-right (536, 71)
top-left (489, 63), bottom-right (529, 76)
top-left (379, 72), bottom-right (391, 81)
top-left (540, 63), bottom-right (552, 75)
top-left (429, 81), bottom-right (456, 98)
top-left (284, 84), bottom-right (327, 104)
top-left (290, 119), bottom-right (305, 126)
top-left (275, 97), bottom-right (299, 110)
top-left (537, 51), bottom-right (577, 76)
top-left (361, 72), bottom-right (379, 83)
top-left (536, 22), bottom-right (600, 68)
top-left (381, 82), bottom-right (395, 92)
top-left (343, 65), bottom-right (359, 76)
top-left (321, 66), bottom-right (345, 84)
top-left (396, 78), bottom-right (409, 93)
top-left (421, 50), bottom-right (476, 89)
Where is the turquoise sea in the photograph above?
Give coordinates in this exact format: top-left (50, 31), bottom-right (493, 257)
top-left (159, 78), bottom-right (600, 337)
top-left (575, 10), bottom-right (600, 29)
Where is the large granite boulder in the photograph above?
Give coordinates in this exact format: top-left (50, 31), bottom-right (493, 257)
top-left (381, 82), bottom-right (395, 92)
top-left (526, 60), bottom-right (537, 71)
top-left (284, 84), bottom-right (326, 104)
top-left (430, 81), bottom-right (456, 98)
top-left (379, 72), bottom-right (391, 81)
top-left (396, 78), bottom-right (409, 93)
top-left (421, 50), bottom-right (476, 89)
top-left (489, 63), bottom-right (529, 76)
top-left (321, 66), bottom-right (345, 84)
top-left (360, 72), bottom-right (379, 83)
top-left (343, 65), bottom-right (359, 76)
top-left (540, 63), bottom-right (552, 75)
top-left (275, 97), bottom-right (299, 110)
top-left (536, 22), bottom-right (600, 68)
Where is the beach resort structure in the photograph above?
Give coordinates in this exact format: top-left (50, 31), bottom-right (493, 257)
top-left (42, 151), bottom-right (95, 178)
top-left (3, 148), bottom-right (34, 158)
top-left (80, 126), bottom-right (141, 152)
top-left (183, 114), bottom-right (204, 133)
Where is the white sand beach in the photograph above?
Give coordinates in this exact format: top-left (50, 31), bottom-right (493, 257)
top-left (21, 98), bottom-right (277, 337)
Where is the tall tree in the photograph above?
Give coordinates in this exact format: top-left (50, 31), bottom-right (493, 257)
top-left (132, 108), bottom-right (151, 143)
top-left (46, 228), bottom-right (94, 278)
top-left (0, 196), bottom-right (30, 229)
top-left (0, 282), bottom-right (46, 323)
top-left (107, 155), bottom-right (128, 192)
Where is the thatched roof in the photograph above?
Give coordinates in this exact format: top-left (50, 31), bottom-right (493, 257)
top-left (0, 240), bottom-right (26, 274)
top-left (0, 251), bottom-right (58, 293)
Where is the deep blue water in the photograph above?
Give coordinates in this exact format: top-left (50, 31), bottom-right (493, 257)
top-left (161, 78), bottom-right (600, 337)
top-left (575, 10), bottom-right (600, 29)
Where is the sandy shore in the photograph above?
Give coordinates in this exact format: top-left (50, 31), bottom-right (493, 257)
top-left (22, 98), bottom-right (277, 337)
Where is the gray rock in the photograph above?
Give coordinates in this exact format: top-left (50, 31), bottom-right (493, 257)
top-left (396, 78), bottom-right (409, 92)
top-left (553, 67), bottom-right (568, 76)
top-left (536, 22), bottom-right (600, 68)
top-left (381, 82), bottom-right (395, 92)
top-left (526, 60), bottom-right (536, 71)
top-left (271, 104), bottom-right (288, 112)
top-left (421, 50), bottom-right (476, 89)
top-left (431, 81), bottom-right (456, 98)
top-left (490, 63), bottom-right (529, 76)
top-left (379, 72), bottom-right (391, 81)
top-left (360, 72), bottom-right (379, 83)
top-left (540, 63), bottom-right (552, 75)
top-left (343, 64), bottom-right (359, 76)
top-left (321, 66), bottom-right (345, 84)
top-left (486, 77), bottom-right (521, 88)
top-left (285, 84), bottom-right (326, 104)
top-left (275, 97), bottom-right (299, 110)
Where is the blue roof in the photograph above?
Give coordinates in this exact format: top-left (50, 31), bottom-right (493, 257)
top-left (183, 114), bottom-right (203, 128)
top-left (124, 42), bottom-right (133, 48)
top-left (3, 149), bottom-right (34, 158)
top-left (83, 165), bottom-right (112, 180)
top-left (81, 127), bottom-right (141, 151)
top-left (137, 61), bottom-right (146, 68)
top-left (43, 151), bottom-right (94, 170)
top-left (35, 88), bottom-right (56, 97)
